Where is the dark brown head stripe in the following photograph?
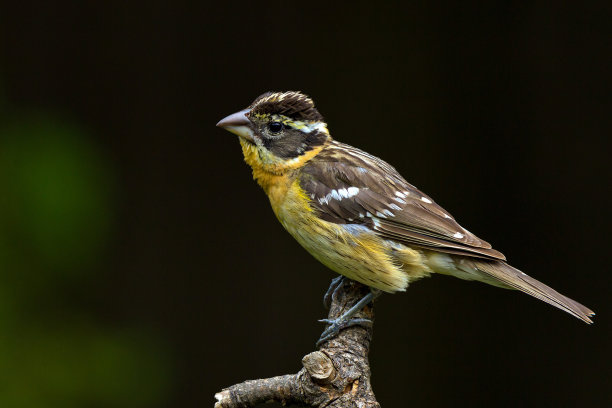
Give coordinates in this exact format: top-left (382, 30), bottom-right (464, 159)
top-left (249, 91), bottom-right (324, 122)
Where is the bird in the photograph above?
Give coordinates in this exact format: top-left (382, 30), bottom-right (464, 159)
top-left (216, 91), bottom-right (594, 344)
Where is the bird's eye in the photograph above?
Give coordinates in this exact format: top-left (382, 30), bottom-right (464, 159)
top-left (268, 122), bottom-right (283, 134)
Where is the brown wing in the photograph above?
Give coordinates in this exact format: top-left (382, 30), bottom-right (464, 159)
top-left (300, 141), bottom-right (506, 261)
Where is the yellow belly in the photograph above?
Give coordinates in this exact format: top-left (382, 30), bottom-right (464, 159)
top-left (271, 179), bottom-right (433, 292)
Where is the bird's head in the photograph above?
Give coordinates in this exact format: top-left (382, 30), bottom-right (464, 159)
top-left (217, 91), bottom-right (330, 173)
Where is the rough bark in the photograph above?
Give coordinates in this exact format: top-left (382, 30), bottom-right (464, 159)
top-left (214, 280), bottom-right (379, 407)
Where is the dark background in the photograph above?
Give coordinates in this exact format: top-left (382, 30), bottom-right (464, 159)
top-left (1, 1), bottom-right (611, 407)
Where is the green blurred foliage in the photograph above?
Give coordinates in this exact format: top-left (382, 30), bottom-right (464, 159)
top-left (0, 111), bottom-right (171, 407)
top-left (0, 119), bottom-right (112, 274)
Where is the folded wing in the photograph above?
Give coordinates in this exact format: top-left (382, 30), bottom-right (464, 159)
top-left (300, 141), bottom-right (505, 261)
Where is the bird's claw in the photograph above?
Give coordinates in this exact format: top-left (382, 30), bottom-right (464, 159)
top-left (323, 276), bottom-right (346, 309)
top-left (316, 317), bottom-right (373, 347)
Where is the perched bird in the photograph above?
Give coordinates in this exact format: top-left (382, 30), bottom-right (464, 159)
top-left (217, 91), bottom-right (594, 343)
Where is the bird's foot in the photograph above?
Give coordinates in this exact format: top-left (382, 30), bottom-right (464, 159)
top-left (323, 276), bottom-right (346, 309)
top-left (316, 317), bottom-right (373, 347)
top-left (317, 289), bottom-right (379, 347)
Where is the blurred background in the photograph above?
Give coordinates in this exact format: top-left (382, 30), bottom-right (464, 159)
top-left (0, 1), bottom-right (610, 407)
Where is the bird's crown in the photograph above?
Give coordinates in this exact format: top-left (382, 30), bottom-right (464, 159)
top-left (248, 91), bottom-right (324, 123)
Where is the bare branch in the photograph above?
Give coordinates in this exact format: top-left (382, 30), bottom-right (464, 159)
top-left (214, 280), bottom-right (380, 407)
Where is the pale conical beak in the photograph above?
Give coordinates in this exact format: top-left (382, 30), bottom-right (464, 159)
top-left (216, 109), bottom-right (255, 142)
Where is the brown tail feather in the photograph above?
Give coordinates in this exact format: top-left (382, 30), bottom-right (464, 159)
top-left (470, 260), bottom-right (595, 324)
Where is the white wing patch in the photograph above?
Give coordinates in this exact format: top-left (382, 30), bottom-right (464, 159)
top-left (317, 187), bottom-right (360, 205)
top-left (346, 187), bottom-right (360, 196)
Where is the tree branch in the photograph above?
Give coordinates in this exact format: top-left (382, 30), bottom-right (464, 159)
top-left (214, 280), bottom-right (380, 407)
